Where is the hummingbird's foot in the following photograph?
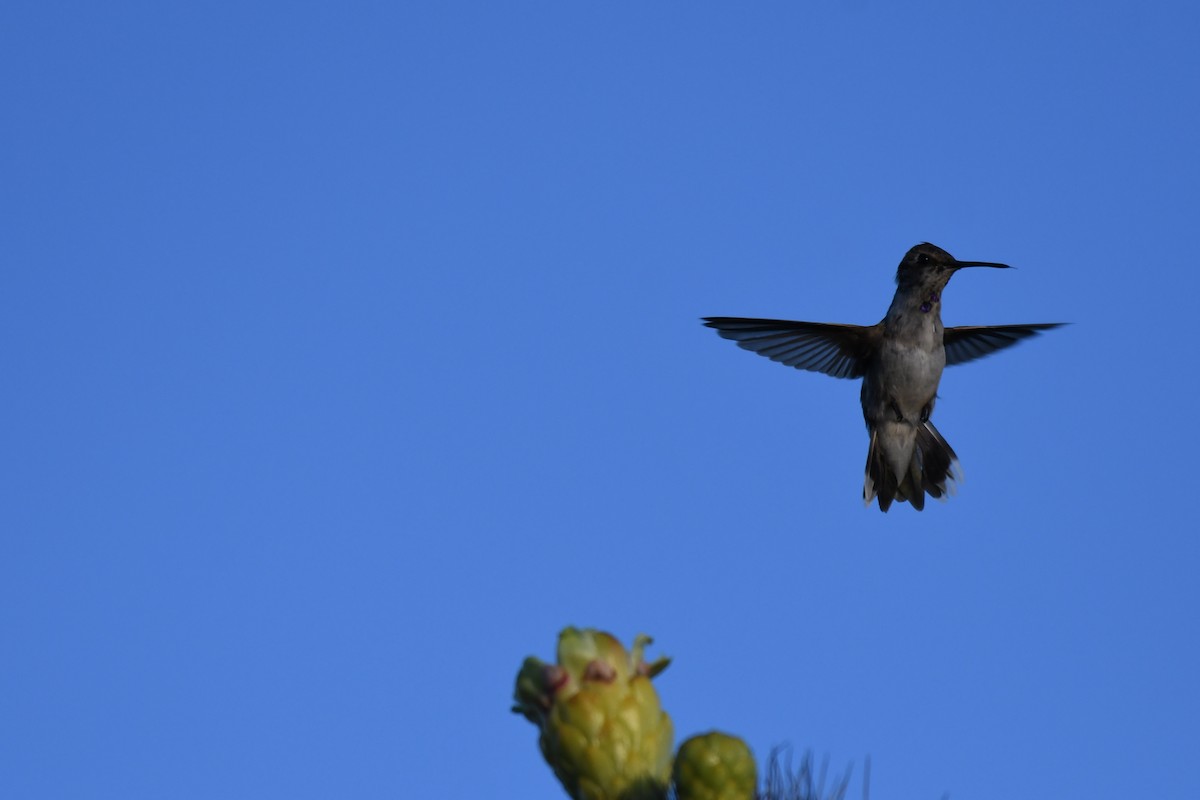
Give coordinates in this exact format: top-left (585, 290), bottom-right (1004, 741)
top-left (920, 403), bottom-right (932, 423)
top-left (889, 398), bottom-right (904, 422)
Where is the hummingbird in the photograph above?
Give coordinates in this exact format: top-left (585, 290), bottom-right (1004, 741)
top-left (703, 242), bottom-right (1064, 512)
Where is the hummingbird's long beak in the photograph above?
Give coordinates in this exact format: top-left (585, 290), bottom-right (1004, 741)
top-left (951, 260), bottom-right (1011, 270)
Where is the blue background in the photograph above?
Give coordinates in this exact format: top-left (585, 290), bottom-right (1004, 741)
top-left (3, 3), bottom-right (1197, 798)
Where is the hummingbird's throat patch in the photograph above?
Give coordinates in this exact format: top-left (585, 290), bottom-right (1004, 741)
top-left (920, 290), bottom-right (941, 313)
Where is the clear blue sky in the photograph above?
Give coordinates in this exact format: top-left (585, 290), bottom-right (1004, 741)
top-left (3, 3), bottom-right (1198, 798)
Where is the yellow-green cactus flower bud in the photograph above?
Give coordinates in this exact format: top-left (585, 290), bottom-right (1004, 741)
top-left (673, 731), bottom-right (757, 800)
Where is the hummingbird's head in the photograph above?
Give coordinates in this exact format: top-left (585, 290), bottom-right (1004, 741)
top-left (895, 242), bottom-right (1009, 292)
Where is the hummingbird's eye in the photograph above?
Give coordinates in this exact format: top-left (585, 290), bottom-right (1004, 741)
top-left (916, 253), bottom-right (930, 265)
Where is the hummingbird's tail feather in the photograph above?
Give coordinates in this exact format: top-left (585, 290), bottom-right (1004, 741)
top-left (864, 421), bottom-right (961, 512)
top-left (917, 421), bottom-right (962, 501)
top-left (899, 460), bottom-right (926, 511)
top-left (864, 428), bottom-right (899, 512)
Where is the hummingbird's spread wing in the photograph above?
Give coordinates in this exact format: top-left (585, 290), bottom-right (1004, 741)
top-left (943, 323), bottom-right (1065, 367)
top-left (702, 317), bottom-right (878, 379)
